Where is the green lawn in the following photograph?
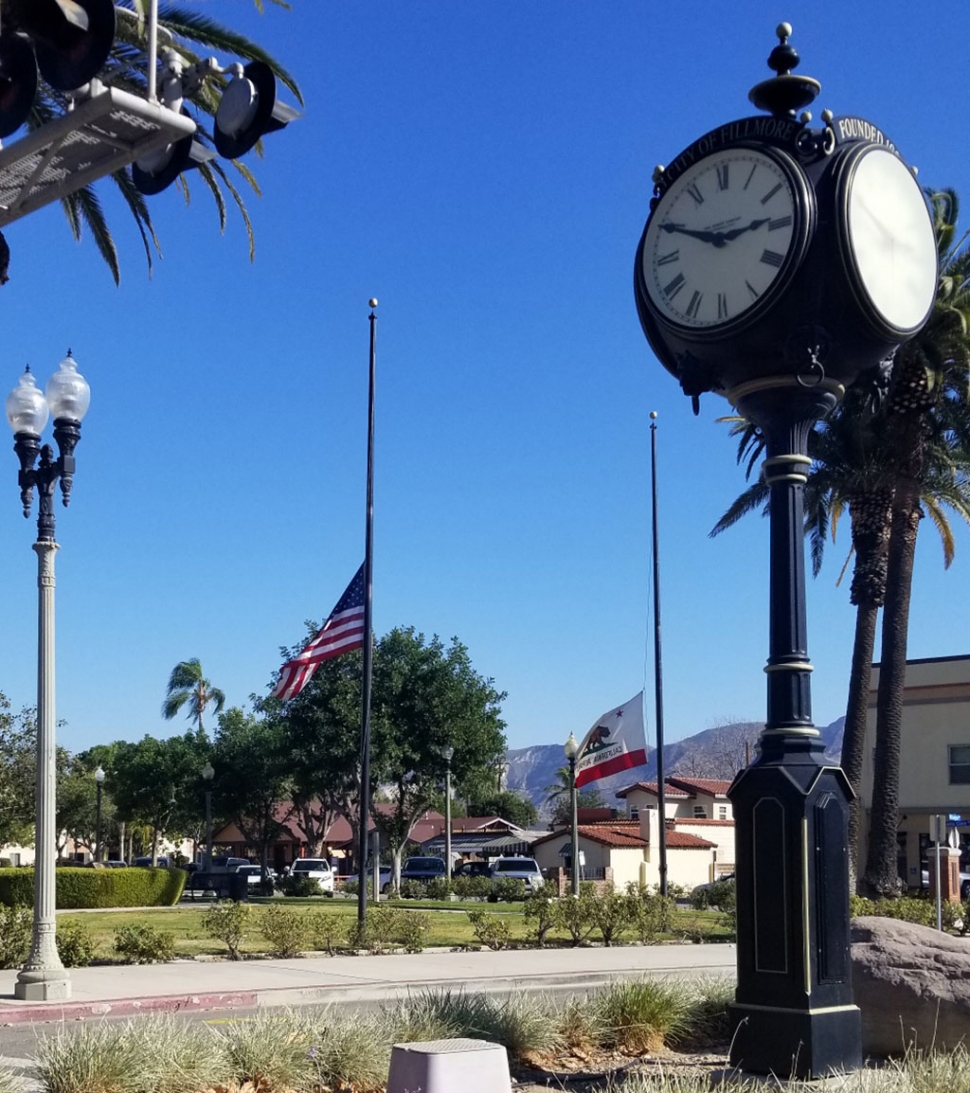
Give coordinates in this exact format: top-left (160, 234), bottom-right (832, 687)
top-left (58, 901), bottom-right (730, 960)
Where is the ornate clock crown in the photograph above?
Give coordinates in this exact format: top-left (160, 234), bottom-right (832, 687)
top-left (749, 22), bottom-right (821, 117)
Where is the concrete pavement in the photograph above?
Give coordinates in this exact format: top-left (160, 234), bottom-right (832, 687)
top-left (0, 943), bottom-right (737, 1025)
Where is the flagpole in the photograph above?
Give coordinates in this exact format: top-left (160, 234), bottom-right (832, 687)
top-left (650, 411), bottom-right (668, 897)
top-left (357, 299), bottom-right (378, 927)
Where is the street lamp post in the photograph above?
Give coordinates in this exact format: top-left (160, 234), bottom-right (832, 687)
top-left (564, 733), bottom-right (580, 897)
top-left (94, 766), bottom-right (105, 864)
top-left (202, 762), bottom-right (214, 870)
top-left (441, 745), bottom-right (454, 885)
top-left (6, 351), bottom-right (90, 1002)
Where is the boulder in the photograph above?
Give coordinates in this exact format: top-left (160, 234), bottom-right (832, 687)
top-left (851, 916), bottom-right (970, 1057)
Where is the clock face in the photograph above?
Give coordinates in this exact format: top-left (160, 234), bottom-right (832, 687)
top-left (641, 147), bottom-right (810, 333)
top-left (840, 146), bottom-right (937, 336)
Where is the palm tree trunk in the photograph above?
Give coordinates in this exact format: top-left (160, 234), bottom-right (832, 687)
top-left (862, 485), bottom-right (921, 897)
top-left (841, 600), bottom-right (879, 892)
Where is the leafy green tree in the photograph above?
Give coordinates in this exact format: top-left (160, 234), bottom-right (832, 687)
top-left (368, 628), bottom-right (507, 882)
top-left (211, 707), bottom-right (294, 877)
top-left (0, 695), bottom-right (41, 848)
top-left (162, 658), bottom-right (226, 739)
top-left (3, 0), bottom-right (302, 282)
top-left (110, 733), bottom-right (208, 862)
top-left (466, 790), bottom-right (537, 829)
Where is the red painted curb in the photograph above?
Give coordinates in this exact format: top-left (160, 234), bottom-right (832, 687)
top-left (0, 990), bottom-right (259, 1025)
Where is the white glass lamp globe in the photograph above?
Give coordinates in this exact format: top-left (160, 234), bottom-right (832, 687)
top-left (6, 369), bottom-right (50, 435)
top-left (564, 732), bottom-right (579, 761)
top-left (45, 351), bottom-right (90, 423)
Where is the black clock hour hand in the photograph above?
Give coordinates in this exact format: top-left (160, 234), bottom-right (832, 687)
top-left (660, 222), bottom-right (723, 245)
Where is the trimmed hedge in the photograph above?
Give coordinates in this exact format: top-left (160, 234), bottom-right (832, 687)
top-left (0, 867), bottom-right (186, 909)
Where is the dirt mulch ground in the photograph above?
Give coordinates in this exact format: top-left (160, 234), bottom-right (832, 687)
top-left (511, 1046), bottom-right (731, 1091)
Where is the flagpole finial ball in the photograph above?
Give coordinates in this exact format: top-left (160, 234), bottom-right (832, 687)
top-left (650, 411), bottom-right (658, 420)
top-left (369, 298), bottom-right (378, 308)
top-left (777, 22), bottom-right (793, 40)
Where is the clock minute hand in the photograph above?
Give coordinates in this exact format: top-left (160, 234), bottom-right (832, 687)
top-left (659, 222), bottom-right (724, 245)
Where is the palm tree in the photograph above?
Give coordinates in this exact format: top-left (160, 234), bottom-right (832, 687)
top-left (713, 194), bottom-right (970, 894)
top-left (863, 189), bottom-right (970, 895)
top-left (5, 1), bottom-right (302, 282)
top-left (162, 658), bottom-right (226, 738)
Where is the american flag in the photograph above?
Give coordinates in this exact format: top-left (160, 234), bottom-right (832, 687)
top-left (272, 565), bottom-right (366, 701)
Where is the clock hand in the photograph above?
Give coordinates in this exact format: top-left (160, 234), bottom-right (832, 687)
top-left (718, 217), bottom-right (771, 242)
top-left (659, 222), bottom-right (724, 245)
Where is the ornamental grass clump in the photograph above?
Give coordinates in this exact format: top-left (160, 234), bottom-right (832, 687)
top-left (0, 1066), bottom-right (21, 1093)
top-left (36, 1021), bottom-right (142, 1093)
top-left (595, 977), bottom-right (693, 1055)
top-left (216, 1009), bottom-right (316, 1092)
top-left (555, 994), bottom-right (608, 1055)
top-left (384, 990), bottom-right (463, 1044)
top-left (121, 1014), bottom-right (228, 1093)
top-left (305, 1009), bottom-right (391, 1092)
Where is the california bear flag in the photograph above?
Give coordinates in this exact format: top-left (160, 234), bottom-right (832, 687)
top-left (574, 691), bottom-right (648, 788)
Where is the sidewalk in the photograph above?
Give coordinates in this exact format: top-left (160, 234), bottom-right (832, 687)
top-left (0, 943), bottom-right (737, 1025)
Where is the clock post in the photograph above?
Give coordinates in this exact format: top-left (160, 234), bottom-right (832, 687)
top-left (633, 24), bottom-right (938, 1079)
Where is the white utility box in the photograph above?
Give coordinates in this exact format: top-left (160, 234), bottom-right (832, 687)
top-left (386, 1037), bottom-right (511, 1093)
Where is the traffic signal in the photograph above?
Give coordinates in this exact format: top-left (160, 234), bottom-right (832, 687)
top-left (0, 0), bottom-right (115, 135)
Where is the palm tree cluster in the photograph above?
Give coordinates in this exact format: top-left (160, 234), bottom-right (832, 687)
top-left (713, 189), bottom-right (970, 897)
top-left (4, 0), bottom-right (301, 282)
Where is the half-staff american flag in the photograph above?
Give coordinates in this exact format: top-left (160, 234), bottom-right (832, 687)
top-left (272, 565), bottom-right (366, 701)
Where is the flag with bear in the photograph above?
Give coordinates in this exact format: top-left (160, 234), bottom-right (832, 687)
top-left (574, 691), bottom-right (647, 788)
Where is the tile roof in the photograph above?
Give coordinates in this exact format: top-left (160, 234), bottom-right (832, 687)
top-left (532, 820), bottom-right (715, 851)
top-left (615, 782), bottom-right (689, 799)
top-left (666, 777), bottom-right (733, 797)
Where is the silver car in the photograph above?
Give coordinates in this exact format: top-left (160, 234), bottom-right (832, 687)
top-left (490, 856), bottom-right (544, 892)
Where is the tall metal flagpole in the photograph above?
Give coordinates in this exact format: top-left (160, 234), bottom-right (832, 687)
top-left (649, 411), bottom-right (668, 897)
top-left (357, 299), bottom-right (378, 927)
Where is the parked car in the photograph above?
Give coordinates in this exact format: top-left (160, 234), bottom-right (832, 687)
top-left (209, 856), bottom-right (251, 873)
top-left (133, 855), bottom-right (171, 868)
top-left (455, 860), bottom-right (492, 879)
top-left (489, 857), bottom-right (544, 893)
top-left (691, 873), bottom-right (736, 899)
top-left (289, 858), bottom-right (335, 893)
top-left (400, 856), bottom-right (448, 883)
top-left (103, 860), bottom-right (128, 868)
top-left (236, 864), bottom-right (275, 889)
top-left (354, 865), bottom-right (393, 892)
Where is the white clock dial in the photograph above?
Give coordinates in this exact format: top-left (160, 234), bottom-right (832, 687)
top-left (841, 147), bottom-right (937, 335)
top-left (642, 148), bottom-right (807, 331)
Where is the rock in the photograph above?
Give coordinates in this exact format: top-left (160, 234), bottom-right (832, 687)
top-left (851, 915), bottom-right (970, 1057)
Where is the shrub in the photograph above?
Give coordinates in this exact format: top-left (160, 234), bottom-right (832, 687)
top-left (0, 905), bottom-right (31, 968)
top-left (523, 892), bottom-right (560, 946)
top-left (625, 883), bottom-right (673, 942)
top-left (397, 911), bottom-right (431, 953)
top-left (0, 866), bottom-right (186, 909)
top-left (691, 877), bottom-right (736, 913)
top-left (594, 885), bottom-right (633, 946)
top-left (365, 906), bottom-right (401, 953)
top-left (558, 884), bottom-right (598, 946)
top-left (113, 923), bottom-right (175, 964)
top-left (850, 894), bottom-right (877, 917)
top-left (467, 909), bottom-right (511, 950)
top-left (57, 919), bottom-right (95, 967)
top-left (453, 875), bottom-right (491, 900)
top-left (399, 879), bottom-right (426, 900)
top-left (345, 918), bottom-right (369, 951)
top-left (280, 874), bottom-right (321, 898)
top-left (202, 900), bottom-right (251, 960)
top-left (307, 912), bottom-right (343, 955)
top-left (260, 906), bottom-right (309, 957)
top-left (425, 876), bottom-right (451, 901)
top-left (341, 878), bottom-right (359, 896)
top-left (595, 977), bottom-right (692, 1054)
top-left (871, 896), bottom-right (936, 927)
top-left (491, 878), bottom-right (526, 903)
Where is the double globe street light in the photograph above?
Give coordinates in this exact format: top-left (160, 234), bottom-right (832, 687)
top-left (6, 350), bottom-right (90, 1002)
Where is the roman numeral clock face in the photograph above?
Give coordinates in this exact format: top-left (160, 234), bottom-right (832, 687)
top-left (642, 148), bottom-right (808, 332)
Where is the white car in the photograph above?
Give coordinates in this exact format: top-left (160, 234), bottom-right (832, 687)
top-left (289, 858), bottom-right (335, 893)
top-left (489, 856), bottom-right (544, 893)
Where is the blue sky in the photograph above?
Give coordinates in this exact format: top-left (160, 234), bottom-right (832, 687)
top-left (0, 0), bottom-right (967, 758)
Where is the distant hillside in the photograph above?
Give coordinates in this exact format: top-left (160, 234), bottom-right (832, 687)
top-left (506, 716), bottom-right (845, 816)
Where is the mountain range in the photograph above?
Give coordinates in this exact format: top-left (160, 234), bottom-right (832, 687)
top-left (506, 716), bottom-right (846, 817)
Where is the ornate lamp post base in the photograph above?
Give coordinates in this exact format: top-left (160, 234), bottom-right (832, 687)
top-left (728, 733), bottom-right (860, 1077)
top-left (15, 965), bottom-right (70, 1001)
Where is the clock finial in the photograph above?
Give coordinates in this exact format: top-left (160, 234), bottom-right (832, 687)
top-left (748, 22), bottom-right (820, 118)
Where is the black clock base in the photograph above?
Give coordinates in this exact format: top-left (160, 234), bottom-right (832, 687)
top-left (728, 1003), bottom-right (862, 1079)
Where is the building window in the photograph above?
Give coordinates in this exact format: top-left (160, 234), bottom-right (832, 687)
top-left (717, 806), bottom-right (728, 820)
top-left (949, 746), bottom-right (970, 785)
top-left (630, 808), bottom-right (639, 820)
top-left (694, 805), bottom-right (707, 819)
